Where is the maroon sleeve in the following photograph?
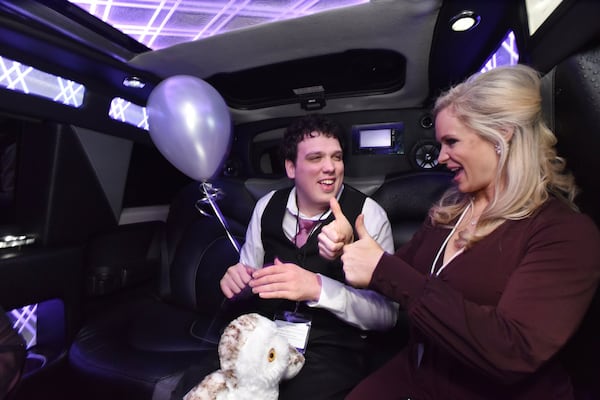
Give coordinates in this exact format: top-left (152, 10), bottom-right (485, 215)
top-left (370, 206), bottom-right (600, 383)
top-left (370, 252), bottom-right (428, 308)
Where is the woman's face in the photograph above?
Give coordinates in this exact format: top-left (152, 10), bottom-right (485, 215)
top-left (435, 107), bottom-right (499, 199)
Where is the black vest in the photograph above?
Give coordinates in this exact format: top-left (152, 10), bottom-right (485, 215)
top-left (257, 185), bottom-right (367, 337)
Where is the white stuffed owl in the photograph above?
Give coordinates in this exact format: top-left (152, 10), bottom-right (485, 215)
top-left (183, 313), bottom-right (305, 400)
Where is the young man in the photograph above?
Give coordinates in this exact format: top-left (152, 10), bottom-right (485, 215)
top-left (220, 114), bottom-right (397, 400)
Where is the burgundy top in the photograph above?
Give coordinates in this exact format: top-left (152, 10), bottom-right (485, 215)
top-left (348, 198), bottom-right (600, 400)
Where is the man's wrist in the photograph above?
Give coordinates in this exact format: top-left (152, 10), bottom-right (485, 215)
top-left (313, 273), bottom-right (322, 302)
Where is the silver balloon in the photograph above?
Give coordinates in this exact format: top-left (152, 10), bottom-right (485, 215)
top-left (147, 75), bottom-right (232, 181)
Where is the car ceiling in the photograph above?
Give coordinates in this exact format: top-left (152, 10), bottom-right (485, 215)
top-left (0, 0), bottom-right (599, 136)
top-left (130, 0), bottom-right (441, 120)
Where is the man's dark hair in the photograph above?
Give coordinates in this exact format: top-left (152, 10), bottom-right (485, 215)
top-left (280, 114), bottom-right (345, 164)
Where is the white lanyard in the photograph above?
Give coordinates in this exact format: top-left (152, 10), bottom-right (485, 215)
top-left (429, 204), bottom-right (471, 277)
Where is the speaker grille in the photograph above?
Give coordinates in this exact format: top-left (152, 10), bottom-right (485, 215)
top-left (412, 141), bottom-right (440, 169)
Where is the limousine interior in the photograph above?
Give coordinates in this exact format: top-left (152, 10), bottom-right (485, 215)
top-left (1, 0), bottom-right (599, 399)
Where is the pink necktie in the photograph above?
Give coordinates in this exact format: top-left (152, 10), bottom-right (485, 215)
top-left (295, 218), bottom-right (316, 247)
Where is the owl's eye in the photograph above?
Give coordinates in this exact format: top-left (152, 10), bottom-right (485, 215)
top-left (267, 348), bottom-right (276, 363)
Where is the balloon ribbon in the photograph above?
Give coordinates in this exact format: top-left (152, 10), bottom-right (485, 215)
top-left (193, 181), bottom-right (242, 344)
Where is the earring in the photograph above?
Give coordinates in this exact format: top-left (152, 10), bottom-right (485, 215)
top-left (494, 144), bottom-right (501, 155)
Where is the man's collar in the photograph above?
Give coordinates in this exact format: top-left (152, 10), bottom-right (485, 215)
top-left (286, 185), bottom-right (345, 220)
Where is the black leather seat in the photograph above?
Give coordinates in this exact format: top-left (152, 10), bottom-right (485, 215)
top-left (371, 171), bottom-right (452, 249)
top-left (69, 178), bottom-right (256, 400)
top-left (541, 43), bottom-right (600, 400)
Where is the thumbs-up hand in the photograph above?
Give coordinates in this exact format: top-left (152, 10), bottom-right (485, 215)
top-left (341, 214), bottom-right (384, 288)
top-left (318, 197), bottom-right (354, 260)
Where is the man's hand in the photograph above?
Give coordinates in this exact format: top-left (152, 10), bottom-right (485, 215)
top-left (342, 214), bottom-right (384, 288)
top-left (220, 262), bottom-right (255, 298)
top-left (318, 197), bottom-right (354, 260)
top-left (249, 258), bottom-right (322, 302)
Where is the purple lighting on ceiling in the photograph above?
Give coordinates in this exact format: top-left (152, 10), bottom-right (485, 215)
top-left (68, 0), bottom-right (368, 50)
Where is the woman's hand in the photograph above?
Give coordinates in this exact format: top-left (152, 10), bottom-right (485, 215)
top-left (342, 214), bottom-right (384, 288)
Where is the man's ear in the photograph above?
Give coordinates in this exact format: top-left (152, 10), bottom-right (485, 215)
top-left (285, 159), bottom-right (295, 179)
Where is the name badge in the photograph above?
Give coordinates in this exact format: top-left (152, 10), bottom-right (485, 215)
top-left (274, 311), bottom-right (312, 354)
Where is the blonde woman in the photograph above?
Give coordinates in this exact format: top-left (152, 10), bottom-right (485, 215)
top-left (332, 65), bottom-right (600, 399)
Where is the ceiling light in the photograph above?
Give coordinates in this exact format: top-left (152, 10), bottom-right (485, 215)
top-left (122, 76), bottom-right (146, 89)
top-left (450, 10), bottom-right (481, 32)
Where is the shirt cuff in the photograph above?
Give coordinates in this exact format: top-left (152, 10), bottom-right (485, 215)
top-left (306, 274), bottom-right (339, 309)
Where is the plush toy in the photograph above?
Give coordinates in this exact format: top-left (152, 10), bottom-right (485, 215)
top-left (183, 313), bottom-right (305, 400)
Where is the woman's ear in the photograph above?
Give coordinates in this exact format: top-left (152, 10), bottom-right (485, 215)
top-left (285, 159), bottom-right (296, 179)
top-left (501, 125), bottom-right (515, 142)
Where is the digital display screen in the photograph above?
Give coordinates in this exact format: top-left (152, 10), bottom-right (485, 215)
top-left (351, 122), bottom-right (404, 155)
top-left (359, 129), bottom-right (393, 148)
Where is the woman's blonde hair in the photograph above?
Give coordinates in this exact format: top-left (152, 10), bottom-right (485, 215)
top-left (430, 64), bottom-right (578, 246)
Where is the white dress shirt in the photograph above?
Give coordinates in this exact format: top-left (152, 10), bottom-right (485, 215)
top-left (239, 185), bottom-right (398, 331)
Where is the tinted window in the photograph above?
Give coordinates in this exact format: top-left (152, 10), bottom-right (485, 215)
top-left (0, 118), bottom-right (20, 225)
top-left (122, 142), bottom-right (192, 207)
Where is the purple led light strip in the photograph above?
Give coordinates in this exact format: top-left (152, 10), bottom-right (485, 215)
top-left (69, 0), bottom-right (368, 49)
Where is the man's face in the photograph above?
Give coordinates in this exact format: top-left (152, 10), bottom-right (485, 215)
top-left (285, 133), bottom-right (344, 217)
